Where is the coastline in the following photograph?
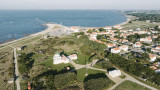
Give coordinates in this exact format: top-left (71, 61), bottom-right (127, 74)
top-left (119, 15), bottom-right (136, 26)
top-left (0, 16), bottom-right (130, 47)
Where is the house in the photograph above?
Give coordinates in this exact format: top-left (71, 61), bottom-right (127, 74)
top-left (17, 47), bottom-right (22, 51)
top-left (149, 54), bottom-right (156, 62)
top-left (140, 37), bottom-right (152, 43)
top-left (107, 43), bottom-right (116, 48)
top-left (111, 47), bottom-right (121, 53)
top-left (109, 69), bottom-right (121, 78)
top-left (119, 45), bottom-right (129, 51)
top-left (114, 25), bottom-right (122, 29)
top-left (156, 46), bottom-right (160, 50)
top-left (151, 48), bottom-right (160, 53)
top-left (133, 42), bottom-right (142, 48)
top-left (89, 33), bottom-right (97, 40)
top-left (150, 66), bottom-right (157, 70)
top-left (70, 26), bottom-right (79, 32)
top-left (69, 54), bottom-right (78, 60)
top-left (53, 52), bottom-right (70, 64)
top-left (104, 26), bottom-right (112, 30)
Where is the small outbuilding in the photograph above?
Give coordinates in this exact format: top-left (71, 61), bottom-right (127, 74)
top-left (109, 69), bottom-right (121, 78)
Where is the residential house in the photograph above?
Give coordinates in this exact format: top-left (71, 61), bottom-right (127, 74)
top-left (69, 54), bottom-right (78, 60)
top-left (119, 45), bottom-right (129, 51)
top-left (133, 42), bottom-right (142, 48)
top-left (111, 47), bottom-right (121, 53)
top-left (149, 54), bottom-right (156, 62)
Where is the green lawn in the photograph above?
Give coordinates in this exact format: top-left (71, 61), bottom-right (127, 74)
top-left (76, 68), bottom-right (105, 82)
top-left (122, 21), bottom-right (160, 30)
top-left (41, 59), bottom-right (73, 71)
top-left (114, 80), bottom-right (150, 90)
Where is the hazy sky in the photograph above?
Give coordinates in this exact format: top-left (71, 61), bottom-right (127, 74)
top-left (0, 0), bottom-right (160, 10)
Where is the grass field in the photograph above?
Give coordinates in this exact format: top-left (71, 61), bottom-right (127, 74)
top-left (122, 21), bottom-right (160, 30)
top-left (114, 80), bottom-right (150, 90)
top-left (41, 59), bottom-right (73, 71)
top-left (76, 68), bottom-right (105, 82)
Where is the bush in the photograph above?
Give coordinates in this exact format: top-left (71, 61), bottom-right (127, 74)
top-left (84, 78), bottom-right (113, 90)
top-left (54, 72), bottom-right (76, 89)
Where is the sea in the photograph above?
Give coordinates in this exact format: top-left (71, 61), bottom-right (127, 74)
top-left (0, 10), bottom-right (127, 43)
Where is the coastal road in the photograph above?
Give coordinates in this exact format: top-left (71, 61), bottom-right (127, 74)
top-left (14, 48), bottom-right (21, 90)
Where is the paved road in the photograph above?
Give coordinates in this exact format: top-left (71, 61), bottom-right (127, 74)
top-left (14, 48), bottom-right (21, 90)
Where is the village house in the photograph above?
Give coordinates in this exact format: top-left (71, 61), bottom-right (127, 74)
top-left (140, 37), bottom-right (152, 43)
top-left (133, 42), bottom-right (142, 48)
top-left (150, 66), bottom-right (158, 70)
top-left (151, 48), bottom-right (160, 53)
top-left (104, 26), bottom-right (112, 30)
top-left (109, 69), bottom-right (121, 78)
top-left (70, 26), bottom-right (79, 32)
top-left (106, 43), bottom-right (116, 48)
top-left (89, 33), bottom-right (97, 40)
top-left (114, 25), bottom-right (123, 29)
top-left (149, 54), bottom-right (156, 62)
top-left (69, 54), bottom-right (78, 60)
top-left (53, 52), bottom-right (70, 64)
top-left (111, 47), bottom-right (121, 53)
top-left (119, 45), bottom-right (129, 51)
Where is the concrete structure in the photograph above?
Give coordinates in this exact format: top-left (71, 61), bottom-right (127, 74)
top-left (109, 69), bottom-right (121, 78)
top-left (53, 52), bottom-right (70, 64)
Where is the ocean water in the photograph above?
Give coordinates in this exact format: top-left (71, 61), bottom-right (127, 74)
top-left (0, 10), bottom-right (127, 42)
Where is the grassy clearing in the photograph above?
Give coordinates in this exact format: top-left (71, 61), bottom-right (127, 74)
top-left (114, 80), bottom-right (150, 90)
top-left (76, 68), bottom-right (105, 82)
top-left (122, 21), bottom-right (160, 29)
top-left (41, 59), bottom-right (73, 71)
top-left (0, 52), bottom-right (14, 90)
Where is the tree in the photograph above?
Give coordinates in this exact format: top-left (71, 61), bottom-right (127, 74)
top-left (84, 78), bottom-right (113, 90)
top-left (54, 72), bottom-right (76, 89)
top-left (87, 29), bottom-right (93, 33)
top-left (98, 28), bottom-right (105, 32)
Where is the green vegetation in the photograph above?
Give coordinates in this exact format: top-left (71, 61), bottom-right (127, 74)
top-left (84, 73), bottom-right (115, 90)
top-left (98, 28), bottom-right (106, 32)
top-left (54, 72), bottom-right (77, 89)
top-left (76, 68), bottom-right (105, 82)
top-left (128, 13), bottom-right (160, 22)
top-left (94, 59), bottom-right (113, 69)
top-left (18, 53), bottom-right (35, 75)
top-left (41, 59), bottom-right (73, 71)
top-left (107, 53), bottom-right (160, 86)
top-left (122, 21), bottom-right (160, 30)
top-left (114, 80), bottom-right (150, 90)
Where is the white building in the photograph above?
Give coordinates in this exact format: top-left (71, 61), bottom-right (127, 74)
top-left (109, 69), bottom-right (121, 78)
top-left (69, 54), bottom-right (78, 60)
top-left (111, 48), bottom-right (121, 54)
top-left (119, 45), bottom-right (129, 51)
top-left (53, 52), bottom-right (70, 64)
top-left (133, 42), bottom-right (142, 48)
top-left (149, 54), bottom-right (156, 62)
top-left (70, 26), bottom-right (79, 32)
top-left (140, 37), bottom-right (152, 43)
top-left (89, 33), bottom-right (97, 40)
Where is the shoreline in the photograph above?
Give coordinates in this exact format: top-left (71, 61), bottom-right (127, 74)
top-left (0, 15), bottom-right (131, 47)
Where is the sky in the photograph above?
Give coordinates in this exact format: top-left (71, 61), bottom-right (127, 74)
top-left (0, 0), bottom-right (160, 10)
